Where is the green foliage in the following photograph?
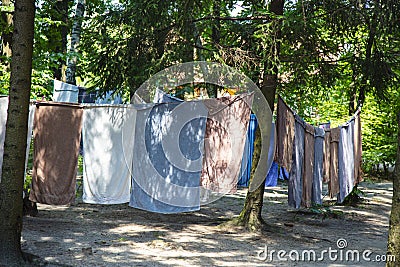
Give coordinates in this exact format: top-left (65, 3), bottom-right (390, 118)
top-left (31, 0), bottom-right (74, 98)
top-left (362, 92), bottom-right (399, 173)
top-left (0, 64), bottom-right (10, 95)
top-left (1, 0), bottom-right (400, 178)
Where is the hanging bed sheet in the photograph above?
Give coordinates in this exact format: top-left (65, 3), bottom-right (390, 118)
top-left (129, 101), bottom-right (208, 213)
top-left (81, 104), bottom-right (136, 204)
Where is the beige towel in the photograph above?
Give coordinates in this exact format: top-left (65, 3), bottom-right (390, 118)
top-left (200, 93), bottom-right (254, 194)
top-left (29, 102), bottom-right (83, 205)
top-left (275, 96), bottom-right (295, 172)
top-left (323, 129), bottom-right (331, 183)
top-left (328, 127), bottom-right (341, 198)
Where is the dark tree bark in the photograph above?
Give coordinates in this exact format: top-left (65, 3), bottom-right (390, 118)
top-left (224, 0), bottom-right (284, 232)
top-left (386, 112), bottom-right (400, 266)
top-left (0, 0), bottom-right (35, 265)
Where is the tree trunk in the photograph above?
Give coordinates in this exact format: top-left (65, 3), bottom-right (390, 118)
top-left (66, 0), bottom-right (85, 85)
top-left (224, 0), bottom-right (284, 232)
top-left (386, 112), bottom-right (400, 266)
top-left (1, 0), bottom-right (13, 63)
top-left (0, 0), bottom-right (35, 265)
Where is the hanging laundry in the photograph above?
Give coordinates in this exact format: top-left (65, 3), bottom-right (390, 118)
top-left (323, 129), bottom-right (331, 183)
top-left (237, 114), bottom-right (258, 187)
top-left (312, 127), bottom-right (325, 205)
top-left (78, 87), bottom-right (96, 104)
top-left (265, 122), bottom-right (277, 187)
top-left (353, 112), bottom-right (363, 184)
top-left (95, 91), bottom-right (123, 104)
top-left (278, 165), bottom-right (290, 181)
top-left (29, 102), bottom-right (83, 205)
top-left (288, 115), bottom-right (305, 209)
top-left (237, 132), bottom-right (251, 187)
top-left (338, 119), bottom-right (355, 203)
top-left (302, 123), bottom-right (315, 208)
top-left (24, 104), bottom-right (35, 180)
top-left (53, 79), bottom-right (79, 103)
top-left (130, 101), bottom-right (208, 213)
top-left (0, 98), bottom-right (35, 182)
top-left (328, 127), bottom-right (341, 198)
top-left (237, 117), bottom-right (276, 188)
top-left (0, 97), bottom-right (8, 180)
top-left (153, 88), bottom-right (183, 103)
top-left (275, 96), bottom-right (295, 172)
top-left (82, 105), bottom-right (136, 204)
top-left (319, 122), bottom-right (331, 130)
top-left (200, 93), bottom-right (254, 194)
top-left (265, 161), bottom-right (279, 187)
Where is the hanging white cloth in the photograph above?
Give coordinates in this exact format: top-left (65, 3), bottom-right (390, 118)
top-left (0, 97), bottom-right (8, 181)
top-left (53, 79), bottom-right (79, 103)
top-left (82, 105), bottom-right (136, 204)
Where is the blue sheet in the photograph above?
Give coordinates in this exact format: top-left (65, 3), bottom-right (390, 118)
top-left (129, 101), bottom-right (208, 213)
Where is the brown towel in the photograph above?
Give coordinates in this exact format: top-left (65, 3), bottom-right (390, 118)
top-left (323, 129), bottom-right (331, 183)
top-left (200, 93), bottom-right (253, 194)
top-left (275, 96), bottom-right (295, 172)
top-left (29, 102), bottom-right (83, 205)
top-left (328, 127), bottom-right (341, 198)
top-left (302, 123), bottom-right (315, 208)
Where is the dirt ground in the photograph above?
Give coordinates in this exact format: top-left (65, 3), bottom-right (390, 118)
top-left (22, 179), bottom-right (393, 267)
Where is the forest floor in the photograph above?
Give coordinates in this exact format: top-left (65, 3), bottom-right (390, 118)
top-left (22, 178), bottom-right (393, 267)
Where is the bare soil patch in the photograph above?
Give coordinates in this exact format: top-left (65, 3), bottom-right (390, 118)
top-left (22, 180), bottom-right (392, 266)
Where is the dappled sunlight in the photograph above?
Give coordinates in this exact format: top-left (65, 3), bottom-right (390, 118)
top-left (81, 105), bottom-right (134, 205)
top-left (21, 181), bottom-right (392, 266)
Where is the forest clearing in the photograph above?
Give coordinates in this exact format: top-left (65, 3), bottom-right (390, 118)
top-left (1, 0), bottom-right (400, 266)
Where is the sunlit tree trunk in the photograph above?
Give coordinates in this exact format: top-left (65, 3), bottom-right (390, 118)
top-left (66, 0), bottom-right (85, 85)
top-left (0, 0), bottom-right (35, 265)
top-left (386, 112), bottom-right (400, 266)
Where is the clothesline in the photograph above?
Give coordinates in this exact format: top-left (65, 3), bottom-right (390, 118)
top-left (275, 95), bottom-right (363, 208)
top-left (25, 92), bottom-right (254, 213)
top-left (0, 85), bottom-right (363, 214)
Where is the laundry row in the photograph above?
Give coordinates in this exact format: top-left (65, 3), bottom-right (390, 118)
top-left (26, 93), bottom-right (254, 213)
top-left (237, 116), bottom-right (289, 188)
top-left (274, 96), bottom-right (362, 208)
top-left (53, 79), bottom-right (123, 104)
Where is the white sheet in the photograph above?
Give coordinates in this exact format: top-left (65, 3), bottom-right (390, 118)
top-left (82, 105), bottom-right (136, 204)
top-left (53, 79), bottom-right (79, 103)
